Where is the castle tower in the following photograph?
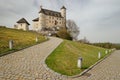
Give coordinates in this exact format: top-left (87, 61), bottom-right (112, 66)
top-left (60, 6), bottom-right (66, 28)
top-left (61, 6), bottom-right (66, 18)
top-left (38, 6), bottom-right (45, 31)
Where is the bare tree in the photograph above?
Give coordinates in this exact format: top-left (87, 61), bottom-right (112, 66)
top-left (66, 19), bottom-right (80, 41)
top-left (78, 37), bottom-right (90, 44)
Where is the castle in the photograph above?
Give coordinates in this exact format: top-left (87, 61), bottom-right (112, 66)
top-left (14, 6), bottom-right (66, 34)
top-left (32, 6), bottom-right (66, 34)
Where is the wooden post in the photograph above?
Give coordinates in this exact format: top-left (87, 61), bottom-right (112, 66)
top-left (77, 57), bottom-right (82, 68)
top-left (45, 36), bottom-right (48, 40)
top-left (109, 50), bottom-right (111, 53)
top-left (48, 33), bottom-right (51, 36)
top-left (36, 37), bottom-right (38, 42)
top-left (98, 52), bottom-right (101, 59)
top-left (105, 50), bottom-right (108, 54)
top-left (9, 40), bottom-right (13, 50)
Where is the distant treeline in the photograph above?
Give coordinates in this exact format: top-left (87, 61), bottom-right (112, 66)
top-left (0, 26), bottom-right (6, 28)
top-left (91, 43), bottom-right (120, 50)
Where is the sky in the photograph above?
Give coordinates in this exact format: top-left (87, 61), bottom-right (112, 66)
top-left (0, 0), bottom-right (120, 43)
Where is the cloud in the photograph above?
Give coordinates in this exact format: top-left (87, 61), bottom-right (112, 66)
top-left (0, 0), bottom-right (36, 27)
top-left (0, 0), bottom-right (34, 15)
top-left (74, 0), bottom-right (120, 43)
top-left (0, 0), bottom-right (120, 43)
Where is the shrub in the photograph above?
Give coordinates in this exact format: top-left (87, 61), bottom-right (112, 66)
top-left (57, 28), bottom-right (72, 40)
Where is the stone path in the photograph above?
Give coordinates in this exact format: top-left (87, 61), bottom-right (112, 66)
top-left (73, 50), bottom-right (120, 80)
top-left (0, 37), bottom-right (68, 80)
top-left (0, 37), bottom-right (120, 80)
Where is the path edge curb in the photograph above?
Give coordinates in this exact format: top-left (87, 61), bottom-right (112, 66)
top-left (69, 50), bottom-right (115, 78)
top-left (45, 49), bottom-right (115, 78)
top-left (44, 39), bottom-right (116, 79)
top-left (0, 39), bottom-right (49, 57)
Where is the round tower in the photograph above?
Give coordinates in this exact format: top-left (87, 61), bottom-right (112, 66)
top-left (60, 6), bottom-right (66, 28)
top-left (60, 6), bottom-right (66, 19)
top-left (39, 6), bottom-right (45, 31)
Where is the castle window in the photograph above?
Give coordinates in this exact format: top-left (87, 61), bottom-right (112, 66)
top-left (36, 26), bottom-right (38, 28)
top-left (52, 21), bottom-right (54, 23)
top-left (52, 17), bottom-right (54, 19)
top-left (21, 24), bottom-right (22, 26)
top-left (49, 16), bottom-right (51, 19)
top-left (55, 20), bottom-right (58, 25)
top-left (49, 13), bottom-right (51, 15)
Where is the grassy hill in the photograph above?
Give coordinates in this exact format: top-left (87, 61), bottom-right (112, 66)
top-left (46, 40), bottom-right (111, 76)
top-left (0, 27), bottom-right (46, 54)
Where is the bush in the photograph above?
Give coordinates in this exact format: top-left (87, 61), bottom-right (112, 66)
top-left (57, 28), bottom-right (72, 40)
top-left (0, 26), bottom-right (6, 28)
top-left (91, 42), bottom-right (120, 50)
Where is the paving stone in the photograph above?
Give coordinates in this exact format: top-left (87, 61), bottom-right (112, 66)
top-left (74, 50), bottom-right (120, 80)
top-left (0, 37), bottom-right (67, 80)
top-left (0, 37), bottom-right (120, 80)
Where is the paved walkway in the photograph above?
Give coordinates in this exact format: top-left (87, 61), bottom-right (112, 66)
top-left (0, 37), bottom-right (67, 80)
top-left (0, 37), bottom-right (120, 80)
top-left (73, 50), bottom-right (120, 80)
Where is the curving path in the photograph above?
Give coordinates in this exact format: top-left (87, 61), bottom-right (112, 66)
top-left (0, 37), bottom-right (120, 80)
top-left (73, 50), bottom-right (120, 80)
top-left (0, 37), bottom-right (68, 80)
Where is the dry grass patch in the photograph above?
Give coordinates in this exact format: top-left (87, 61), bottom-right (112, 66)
top-left (0, 27), bottom-right (46, 54)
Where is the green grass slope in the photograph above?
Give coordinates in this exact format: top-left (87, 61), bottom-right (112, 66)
top-left (0, 27), bottom-right (46, 54)
top-left (46, 40), bottom-right (110, 76)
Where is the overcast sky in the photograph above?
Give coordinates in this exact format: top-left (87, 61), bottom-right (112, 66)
top-left (0, 0), bottom-right (120, 43)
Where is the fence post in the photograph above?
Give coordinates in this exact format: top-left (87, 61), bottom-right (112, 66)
top-left (36, 37), bottom-right (38, 43)
top-left (98, 52), bottom-right (101, 59)
top-left (77, 57), bottom-right (82, 68)
top-left (45, 36), bottom-right (48, 40)
top-left (9, 40), bottom-right (13, 50)
top-left (109, 50), bottom-right (111, 53)
top-left (105, 50), bottom-right (108, 54)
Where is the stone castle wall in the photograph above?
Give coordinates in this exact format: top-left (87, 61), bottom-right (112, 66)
top-left (33, 6), bottom-right (66, 31)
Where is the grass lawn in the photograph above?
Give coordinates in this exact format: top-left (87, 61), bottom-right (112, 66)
top-left (46, 40), bottom-right (110, 76)
top-left (0, 27), bottom-right (47, 54)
